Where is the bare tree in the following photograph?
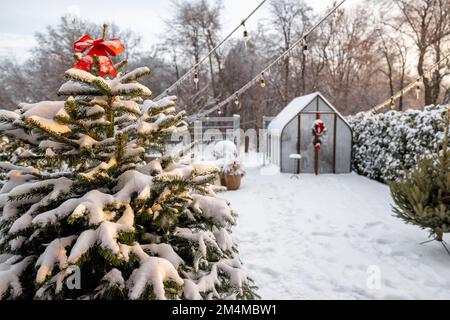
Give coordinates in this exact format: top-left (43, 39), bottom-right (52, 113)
top-left (267, 0), bottom-right (312, 105)
top-left (388, 0), bottom-right (450, 105)
top-left (161, 0), bottom-right (224, 113)
top-left (0, 15), bottom-right (142, 109)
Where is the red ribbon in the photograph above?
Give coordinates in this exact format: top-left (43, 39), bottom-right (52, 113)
top-left (313, 116), bottom-right (324, 152)
top-left (73, 35), bottom-right (125, 77)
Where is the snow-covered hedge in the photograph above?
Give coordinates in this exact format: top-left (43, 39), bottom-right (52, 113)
top-left (347, 105), bottom-right (448, 182)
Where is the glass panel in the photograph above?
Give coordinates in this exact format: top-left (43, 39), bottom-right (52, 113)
top-left (336, 118), bottom-right (352, 173)
top-left (300, 113), bottom-right (316, 173)
top-left (318, 96), bottom-right (333, 112)
top-left (302, 97), bottom-right (318, 112)
top-left (317, 113), bottom-right (334, 174)
top-left (281, 116), bottom-right (298, 173)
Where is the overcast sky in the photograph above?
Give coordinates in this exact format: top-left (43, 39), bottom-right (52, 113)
top-left (0, 0), bottom-right (361, 59)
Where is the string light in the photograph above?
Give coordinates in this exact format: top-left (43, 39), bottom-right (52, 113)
top-left (368, 50), bottom-right (450, 114)
top-left (189, 0), bottom-right (347, 121)
top-left (390, 98), bottom-right (396, 110)
top-left (194, 72), bottom-right (199, 89)
top-left (260, 73), bottom-right (267, 88)
top-left (302, 38), bottom-right (309, 57)
top-left (155, 0), bottom-right (268, 101)
top-left (243, 22), bottom-right (250, 48)
top-left (415, 83), bottom-right (421, 100)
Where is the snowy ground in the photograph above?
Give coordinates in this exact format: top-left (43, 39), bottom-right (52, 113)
top-left (222, 160), bottom-right (450, 300)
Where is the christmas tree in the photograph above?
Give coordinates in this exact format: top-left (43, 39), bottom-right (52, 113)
top-left (0, 27), bottom-right (256, 300)
top-left (389, 109), bottom-right (450, 245)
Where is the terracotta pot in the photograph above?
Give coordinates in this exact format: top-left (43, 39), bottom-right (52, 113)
top-left (224, 174), bottom-right (241, 190)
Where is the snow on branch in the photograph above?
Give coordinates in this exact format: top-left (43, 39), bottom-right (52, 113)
top-left (67, 221), bottom-right (134, 264)
top-left (119, 67), bottom-right (151, 84)
top-left (0, 256), bottom-right (34, 298)
top-left (126, 255), bottom-right (184, 300)
top-left (35, 236), bottom-right (77, 284)
top-left (190, 194), bottom-right (235, 226)
top-left (174, 227), bottom-right (222, 272)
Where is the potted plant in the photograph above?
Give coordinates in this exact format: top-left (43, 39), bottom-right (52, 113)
top-left (222, 160), bottom-right (245, 190)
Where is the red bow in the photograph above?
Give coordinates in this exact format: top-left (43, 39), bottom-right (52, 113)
top-left (73, 35), bottom-right (125, 77)
top-left (314, 120), bottom-right (325, 134)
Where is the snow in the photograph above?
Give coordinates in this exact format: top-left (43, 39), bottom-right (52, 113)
top-left (183, 265), bottom-right (220, 299)
top-left (86, 104), bottom-right (105, 116)
top-left (140, 243), bottom-right (184, 270)
top-left (32, 190), bottom-right (114, 228)
top-left (77, 135), bottom-right (98, 149)
top-left (35, 236), bottom-right (76, 284)
top-left (58, 81), bottom-right (99, 95)
top-left (0, 256), bottom-right (33, 298)
top-left (119, 67), bottom-right (151, 83)
top-left (112, 100), bottom-right (140, 114)
top-left (0, 110), bottom-right (19, 121)
top-left (223, 166), bottom-right (450, 299)
top-left (67, 221), bottom-right (134, 263)
top-left (124, 245), bottom-right (184, 300)
top-left (348, 105), bottom-right (447, 181)
top-left (79, 157), bottom-right (117, 180)
top-left (5, 177), bottom-right (73, 232)
top-left (136, 120), bottom-right (158, 133)
top-left (21, 101), bottom-right (65, 119)
top-left (114, 170), bottom-right (154, 203)
top-left (27, 116), bottom-right (71, 134)
top-left (68, 190), bottom-right (115, 225)
top-left (190, 194), bottom-right (235, 226)
top-left (212, 140), bottom-right (238, 159)
top-left (109, 79), bottom-right (152, 97)
top-left (101, 268), bottom-right (125, 288)
top-left (174, 227), bottom-right (221, 272)
top-left (268, 92), bottom-right (350, 132)
top-left (60, 68), bottom-right (152, 97)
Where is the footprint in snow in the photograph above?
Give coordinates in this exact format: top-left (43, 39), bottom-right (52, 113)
top-left (364, 221), bottom-right (384, 228)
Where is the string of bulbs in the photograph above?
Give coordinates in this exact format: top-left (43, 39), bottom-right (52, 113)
top-left (154, 0), bottom-right (267, 101)
top-left (367, 50), bottom-right (450, 113)
top-left (191, 0), bottom-right (347, 121)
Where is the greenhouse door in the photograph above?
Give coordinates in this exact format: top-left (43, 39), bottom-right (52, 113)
top-left (299, 112), bottom-right (336, 174)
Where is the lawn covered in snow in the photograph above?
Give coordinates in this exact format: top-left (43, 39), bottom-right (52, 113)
top-left (223, 161), bottom-right (450, 299)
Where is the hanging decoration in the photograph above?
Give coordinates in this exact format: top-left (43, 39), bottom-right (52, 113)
top-left (155, 0), bottom-right (268, 101)
top-left (194, 71), bottom-right (199, 89)
top-left (234, 96), bottom-right (240, 106)
top-left (73, 34), bottom-right (125, 78)
top-left (190, 0), bottom-right (347, 121)
top-left (302, 38), bottom-right (309, 57)
top-left (312, 117), bottom-right (327, 152)
top-left (415, 83), bottom-right (421, 100)
top-left (367, 51), bottom-right (450, 114)
top-left (260, 73), bottom-right (267, 88)
top-left (243, 23), bottom-right (250, 49)
top-left (389, 98), bottom-right (396, 110)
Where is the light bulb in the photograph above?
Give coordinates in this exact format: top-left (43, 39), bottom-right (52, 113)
top-left (303, 44), bottom-right (309, 57)
top-left (234, 96), bottom-right (240, 106)
top-left (243, 30), bottom-right (249, 43)
top-left (390, 99), bottom-right (396, 110)
top-left (260, 73), bottom-right (266, 88)
top-left (194, 73), bottom-right (199, 84)
top-left (415, 85), bottom-right (421, 100)
top-left (260, 79), bottom-right (266, 88)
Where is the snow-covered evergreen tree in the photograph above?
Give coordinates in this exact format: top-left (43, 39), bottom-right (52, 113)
top-left (389, 109), bottom-right (450, 242)
top-left (0, 34), bottom-right (256, 299)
